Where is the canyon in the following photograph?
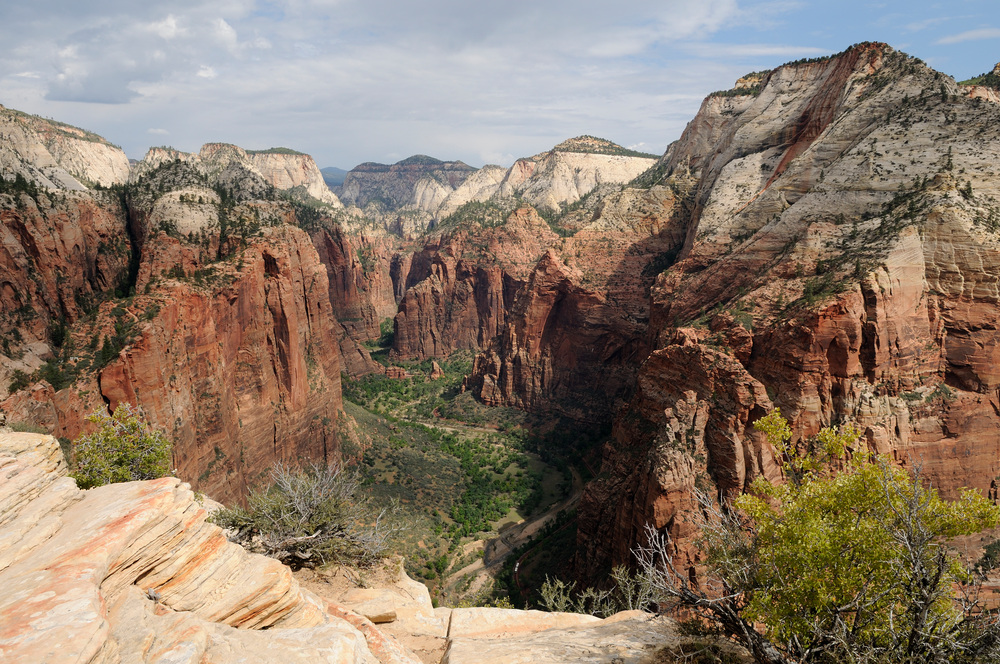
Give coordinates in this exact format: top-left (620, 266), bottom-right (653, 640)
top-left (3, 40), bottom-right (1000, 615)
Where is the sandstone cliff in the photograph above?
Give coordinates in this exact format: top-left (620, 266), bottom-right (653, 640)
top-left (335, 138), bottom-right (657, 238)
top-left (463, 181), bottom-right (686, 420)
top-left (2, 136), bottom-right (348, 504)
top-left (0, 105), bottom-right (130, 189)
top-left (102, 227), bottom-right (344, 504)
top-left (391, 208), bottom-right (558, 361)
top-left (311, 224), bottom-right (398, 375)
top-left (339, 156), bottom-right (476, 211)
top-left (497, 137), bottom-right (658, 212)
top-left (0, 109), bottom-right (134, 399)
top-left (249, 148), bottom-right (344, 207)
top-left (576, 42), bottom-right (1000, 576)
top-left (134, 142), bottom-right (342, 208)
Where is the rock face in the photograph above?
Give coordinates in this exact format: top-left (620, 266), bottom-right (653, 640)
top-left (312, 226), bottom-right (399, 340)
top-left (248, 149), bottom-right (344, 207)
top-left (576, 42), bottom-right (1000, 576)
top-left (462, 183), bottom-right (685, 419)
top-left (575, 343), bottom-right (778, 578)
top-left (0, 432), bottom-right (416, 664)
top-left (99, 227), bottom-right (344, 504)
top-left (0, 109), bottom-right (134, 399)
top-left (306, 562), bottom-right (685, 664)
top-left (340, 156), bottom-right (477, 211)
top-left (1, 128), bottom-right (348, 504)
top-left (0, 105), bottom-right (130, 189)
top-left (135, 143), bottom-right (342, 207)
top-left (0, 190), bottom-right (130, 347)
top-left (307, 222), bottom-right (409, 377)
top-left (392, 208), bottom-right (558, 361)
top-left (468, 250), bottom-right (646, 422)
top-left (497, 137), bottom-right (658, 212)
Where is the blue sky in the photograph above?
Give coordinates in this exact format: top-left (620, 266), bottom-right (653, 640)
top-left (1, 0), bottom-right (998, 169)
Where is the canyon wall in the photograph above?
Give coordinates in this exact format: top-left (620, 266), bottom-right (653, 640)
top-left (99, 226), bottom-right (344, 504)
top-left (575, 43), bottom-right (1000, 577)
top-left (0, 129), bottom-right (349, 504)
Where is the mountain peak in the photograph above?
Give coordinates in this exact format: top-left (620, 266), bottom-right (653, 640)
top-left (549, 135), bottom-right (659, 159)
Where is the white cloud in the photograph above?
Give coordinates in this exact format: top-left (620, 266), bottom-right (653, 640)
top-left (147, 128), bottom-right (169, 135)
top-left (7, 0), bottom-right (990, 169)
top-left (937, 27), bottom-right (1000, 45)
top-left (905, 16), bottom-right (949, 33)
top-left (0, 1), bottom-right (767, 162)
top-left (681, 43), bottom-right (830, 58)
top-left (213, 18), bottom-right (239, 52)
top-left (148, 15), bottom-right (183, 39)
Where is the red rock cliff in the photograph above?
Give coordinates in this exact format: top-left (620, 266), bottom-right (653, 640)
top-left (577, 43), bottom-right (1000, 576)
top-left (98, 226), bottom-right (343, 503)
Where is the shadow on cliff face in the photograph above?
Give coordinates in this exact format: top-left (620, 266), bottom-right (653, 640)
top-left (462, 224), bottom-right (688, 425)
top-left (572, 42), bottom-right (1000, 581)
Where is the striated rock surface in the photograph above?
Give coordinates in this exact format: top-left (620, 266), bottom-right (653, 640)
top-left (429, 165), bottom-right (508, 219)
top-left (0, 189), bottom-right (130, 349)
top-left (303, 562), bottom-right (690, 664)
top-left (468, 250), bottom-right (646, 421)
top-left (392, 208), bottom-right (558, 361)
top-left (464, 174), bottom-right (687, 415)
top-left (99, 226), bottom-right (344, 503)
top-left (1, 434), bottom-right (710, 664)
top-left (576, 42), bottom-right (1000, 576)
top-left (0, 432), bottom-right (419, 664)
top-left (0, 105), bottom-right (130, 189)
top-left (312, 226), bottom-right (398, 340)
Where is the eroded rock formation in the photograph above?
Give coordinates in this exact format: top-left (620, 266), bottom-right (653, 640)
top-left (100, 227), bottom-right (344, 503)
top-left (1, 432), bottom-right (693, 664)
top-left (1, 126), bottom-right (348, 503)
top-left (575, 42), bottom-right (1000, 576)
top-left (391, 208), bottom-right (557, 361)
top-left (0, 431), bottom-right (417, 664)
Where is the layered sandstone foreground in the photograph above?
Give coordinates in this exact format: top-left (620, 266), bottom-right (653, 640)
top-left (0, 432), bottom-right (408, 664)
top-left (0, 432), bottom-right (693, 664)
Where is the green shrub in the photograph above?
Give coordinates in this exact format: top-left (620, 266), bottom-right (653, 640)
top-left (8, 369), bottom-right (30, 393)
top-left (212, 462), bottom-right (401, 569)
top-left (9, 421), bottom-right (47, 434)
top-left (539, 565), bottom-right (655, 617)
top-left (71, 403), bottom-right (172, 489)
top-left (638, 410), bottom-right (1000, 664)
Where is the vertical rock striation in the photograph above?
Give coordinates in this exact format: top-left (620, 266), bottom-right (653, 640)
top-left (576, 43), bottom-right (1000, 577)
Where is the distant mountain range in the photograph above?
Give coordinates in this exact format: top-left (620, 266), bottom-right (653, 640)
top-left (320, 166), bottom-right (348, 188)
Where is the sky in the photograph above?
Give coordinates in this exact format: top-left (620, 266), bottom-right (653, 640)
top-left (1, 1), bottom-right (999, 169)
